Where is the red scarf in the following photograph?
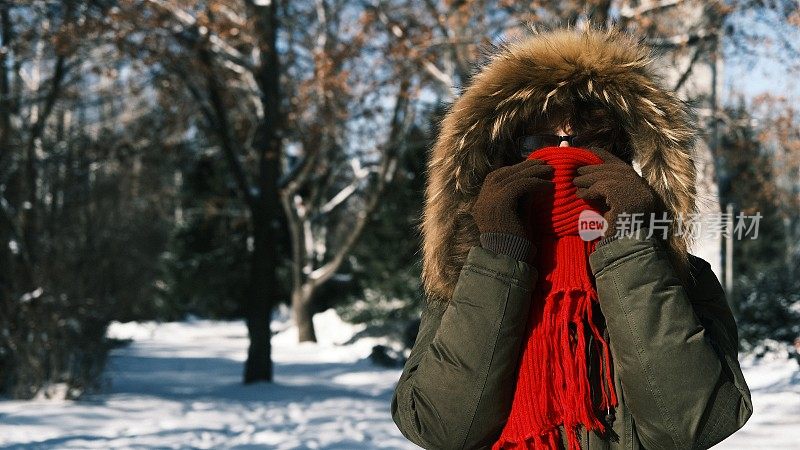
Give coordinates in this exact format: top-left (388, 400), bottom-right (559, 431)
top-left (493, 146), bottom-right (618, 450)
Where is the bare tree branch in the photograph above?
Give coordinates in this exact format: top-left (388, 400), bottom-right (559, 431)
top-left (309, 79), bottom-right (411, 285)
top-left (197, 42), bottom-right (256, 208)
top-left (26, 54), bottom-right (66, 152)
top-left (619, 0), bottom-right (683, 19)
top-left (673, 43), bottom-right (705, 91)
top-left (142, 0), bottom-right (255, 73)
top-left (421, 60), bottom-right (455, 92)
top-left (646, 29), bottom-right (717, 49)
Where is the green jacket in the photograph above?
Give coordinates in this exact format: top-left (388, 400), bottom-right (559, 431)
top-left (392, 227), bottom-right (753, 449)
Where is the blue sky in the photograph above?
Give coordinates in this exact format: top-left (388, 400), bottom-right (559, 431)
top-left (723, 6), bottom-right (800, 103)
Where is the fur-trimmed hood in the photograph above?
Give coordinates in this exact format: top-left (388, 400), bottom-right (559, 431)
top-left (421, 27), bottom-right (699, 302)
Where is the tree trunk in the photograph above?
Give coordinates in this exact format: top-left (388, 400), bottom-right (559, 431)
top-left (292, 286), bottom-right (317, 343)
top-left (243, 0), bottom-right (283, 384)
top-left (0, 4), bottom-right (13, 303)
top-left (243, 208), bottom-right (274, 383)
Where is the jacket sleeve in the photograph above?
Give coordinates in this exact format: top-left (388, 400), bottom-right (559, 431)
top-left (588, 227), bottom-right (753, 450)
top-left (391, 245), bottom-right (537, 449)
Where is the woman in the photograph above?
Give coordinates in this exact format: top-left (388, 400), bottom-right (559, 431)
top-left (391, 27), bottom-right (753, 450)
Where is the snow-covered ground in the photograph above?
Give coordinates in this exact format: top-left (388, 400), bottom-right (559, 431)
top-left (717, 349), bottom-right (800, 449)
top-left (0, 308), bottom-right (414, 449)
top-left (0, 308), bottom-right (798, 449)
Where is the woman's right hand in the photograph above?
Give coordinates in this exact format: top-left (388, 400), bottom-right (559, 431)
top-left (469, 159), bottom-right (555, 238)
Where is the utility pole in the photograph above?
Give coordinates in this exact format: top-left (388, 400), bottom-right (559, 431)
top-left (725, 202), bottom-right (736, 317)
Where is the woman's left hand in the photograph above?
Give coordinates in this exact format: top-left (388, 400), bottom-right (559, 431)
top-left (572, 148), bottom-right (665, 239)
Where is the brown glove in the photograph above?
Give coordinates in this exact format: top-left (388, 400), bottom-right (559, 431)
top-left (470, 159), bottom-right (555, 260)
top-left (572, 148), bottom-right (667, 239)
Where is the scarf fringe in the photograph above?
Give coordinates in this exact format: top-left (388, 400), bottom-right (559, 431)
top-left (493, 235), bottom-right (618, 450)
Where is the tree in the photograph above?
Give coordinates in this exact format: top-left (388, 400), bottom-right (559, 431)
top-left (278, 0), bottom-right (418, 341)
top-left (0, 0), bottom-right (176, 398)
top-left (114, 0), bottom-right (284, 382)
top-left (113, 0), bottom-right (423, 380)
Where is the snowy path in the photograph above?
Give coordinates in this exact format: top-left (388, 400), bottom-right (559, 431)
top-left (0, 309), bottom-right (798, 449)
top-left (0, 310), bottom-right (415, 449)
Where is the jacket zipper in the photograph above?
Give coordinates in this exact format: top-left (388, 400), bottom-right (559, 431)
top-left (586, 329), bottom-right (594, 450)
top-left (601, 325), bottom-right (613, 419)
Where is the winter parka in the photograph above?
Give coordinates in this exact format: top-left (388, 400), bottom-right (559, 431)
top-left (391, 27), bottom-right (753, 450)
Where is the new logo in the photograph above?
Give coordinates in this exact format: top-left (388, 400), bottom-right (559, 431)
top-left (578, 210), bottom-right (607, 241)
